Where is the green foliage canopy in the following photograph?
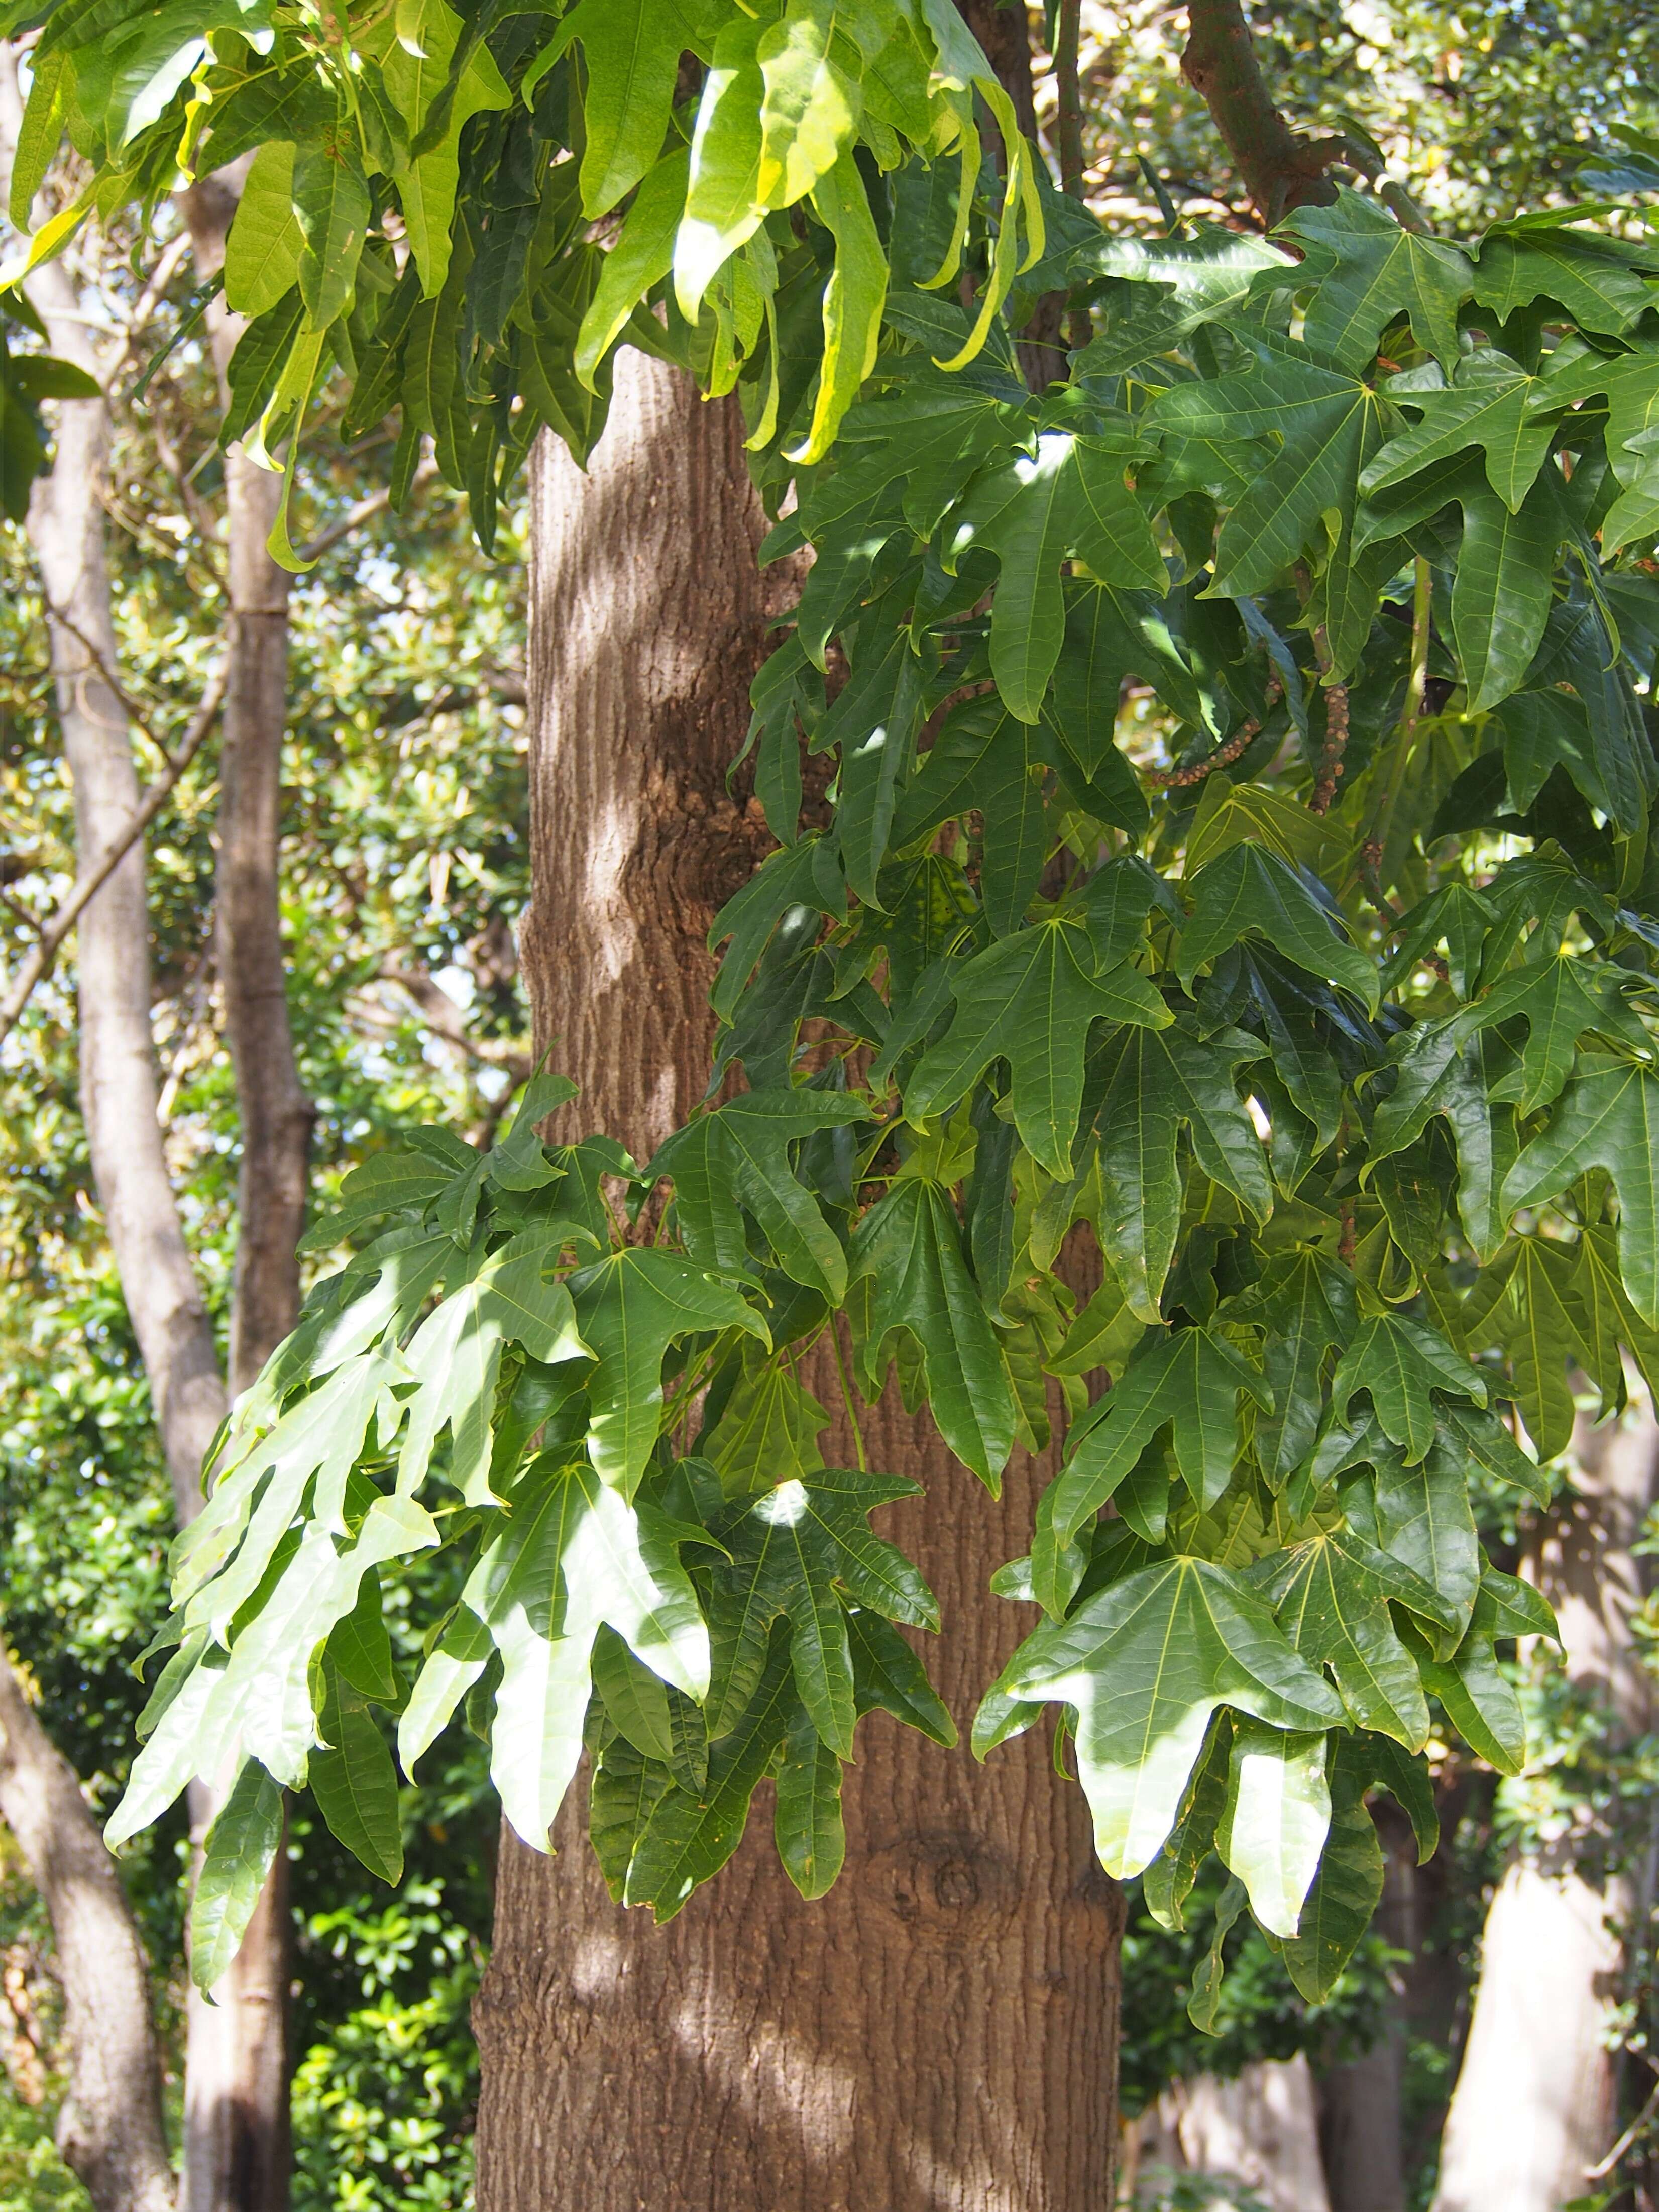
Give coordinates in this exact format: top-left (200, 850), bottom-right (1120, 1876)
top-left (15, 0), bottom-right (1659, 2030)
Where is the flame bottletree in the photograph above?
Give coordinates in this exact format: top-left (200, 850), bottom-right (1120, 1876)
top-left (9, 0), bottom-right (1659, 2198)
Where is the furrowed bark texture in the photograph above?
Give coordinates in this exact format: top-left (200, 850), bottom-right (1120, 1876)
top-left (1432, 1396), bottom-right (1659, 2212)
top-left (1180, 0), bottom-right (1346, 221)
top-left (476, 348), bottom-right (1124, 2211)
top-left (177, 166), bottom-right (298, 2212)
top-left (0, 1650), bottom-right (174, 2212)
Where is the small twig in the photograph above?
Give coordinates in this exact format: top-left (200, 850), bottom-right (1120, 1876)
top-left (1308, 627), bottom-right (1349, 814)
top-left (1584, 2072), bottom-right (1659, 2182)
top-left (1149, 678), bottom-right (1280, 789)
top-left (0, 664), bottom-right (227, 1047)
top-left (371, 955), bottom-right (534, 1080)
top-left (292, 457), bottom-right (439, 567)
top-left (104, 231), bottom-right (195, 379)
top-left (42, 605), bottom-right (189, 770)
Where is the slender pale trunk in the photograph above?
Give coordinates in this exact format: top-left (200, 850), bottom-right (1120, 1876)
top-left (1432, 1394), bottom-right (1659, 2212)
top-left (473, 347), bottom-right (1122, 2211)
top-left (176, 169), bottom-right (304, 2212)
top-left (0, 1648), bottom-right (174, 2212)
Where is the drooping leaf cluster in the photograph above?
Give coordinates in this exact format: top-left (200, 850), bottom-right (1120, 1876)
top-left (31, 0), bottom-right (1659, 2019)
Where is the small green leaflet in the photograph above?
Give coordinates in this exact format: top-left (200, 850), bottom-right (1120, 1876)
top-left (1034, 1328), bottom-right (1271, 1614)
top-left (397, 1231), bottom-right (592, 1504)
top-left (1147, 333), bottom-right (1390, 606)
top-left (649, 1089), bottom-right (869, 1300)
top-left (1363, 349), bottom-right (1564, 514)
top-left (1249, 1528), bottom-right (1456, 1748)
top-left (1178, 845), bottom-right (1379, 1014)
top-left (907, 918), bottom-right (1169, 1178)
top-left (849, 1178), bottom-right (1015, 1489)
top-left (1330, 1311), bottom-right (1486, 1465)
top-left (1216, 1721), bottom-right (1330, 1940)
top-left (1071, 224), bottom-right (1286, 377)
top-left (1472, 224), bottom-right (1659, 337)
top-left (943, 431), bottom-right (1165, 721)
top-left (1278, 188), bottom-right (1473, 371)
top-left (568, 1249), bottom-right (770, 1498)
top-left (774, 1708), bottom-right (846, 1898)
top-left (448, 1455), bottom-right (711, 1849)
top-left (1264, 1743), bottom-right (1385, 2002)
top-left (985, 1556), bottom-right (1342, 1878)
top-left (1090, 1023), bottom-right (1274, 1322)
top-left (707, 1468), bottom-right (936, 1758)
top-left (190, 1760), bottom-right (285, 1996)
top-left (309, 1671), bottom-right (404, 1884)
top-left (224, 140), bottom-right (301, 316)
top-left (888, 700), bottom-right (1050, 938)
top-left (1251, 1251), bottom-right (1355, 1486)
top-left (533, 0), bottom-right (713, 219)
top-left (1503, 1058), bottom-right (1659, 1326)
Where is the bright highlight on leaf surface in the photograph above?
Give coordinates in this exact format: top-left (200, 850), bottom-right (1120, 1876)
top-left (47, 0), bottom-right (1659, 2003)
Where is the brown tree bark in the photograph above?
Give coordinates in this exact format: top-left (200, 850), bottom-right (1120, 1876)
top-left (0, 1647), bottom-right (174, 2212)
top-left (1180, 0), bottom-right (1349, 222)
top-left (473, 347), bottom-right (1124, 2211)
top-left (175, 166), bottom-right (302, 2212)
top-left (1432, 1395), bottom-right (1659, 2212)
top-left (180, 167), bottom-right (314, 1400)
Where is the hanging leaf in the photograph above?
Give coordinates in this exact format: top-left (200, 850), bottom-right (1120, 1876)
top-left (985, 1556), bottom-right (1342, 1878)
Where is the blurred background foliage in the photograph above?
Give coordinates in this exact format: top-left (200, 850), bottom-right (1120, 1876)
top-left (2, 2), bottom-right (1657, 2206)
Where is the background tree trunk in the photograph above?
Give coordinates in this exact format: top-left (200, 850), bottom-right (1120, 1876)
top-left (0, 1648), bottom-right (174, 2212)
top-left (1317, 1798), bottom-right (1416, 2212)
top-left (1, 69), bottom-right (299, 2207)
top-left (1432, 1393), bottom-right (1659, 2212)
top-left (473, 347), bottom-right (1123, 2211)
top-left (174, 167), bottom-right (303, 2212)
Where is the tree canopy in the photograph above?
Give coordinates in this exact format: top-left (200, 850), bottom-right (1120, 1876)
top-left (9, 0), bottom-right (1659, 2044)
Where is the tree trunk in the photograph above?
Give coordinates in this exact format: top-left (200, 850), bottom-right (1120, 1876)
top-left (180, 167), bottom-right (314, 1400)
top-left (1131, 2054), bottom-right (1332, 2212)
top-left (1317, 1799), bottom-right (1415, 2212)
top-left (0, 88), bottom-right (232, 1519)
top-left (1, 65), bottom-right (297, 2205)
top-left (0, 1647), bottom-right (175, 2212)
top-left (474, 348), bottom-right (1124, 2211)
top-left (175, 167), bottom-right (301, 2212)
top-left (1432, 1394), bottom-right (1659, 2212)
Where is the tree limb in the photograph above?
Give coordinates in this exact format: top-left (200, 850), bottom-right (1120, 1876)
top-left (371, 954), bottom-right (534, 1081)
top-left (0, 1647), bottom-right (174, 2212)
top-left (1181, 0), bottom-right (1349, 222)
top-left (0, 658), bottom-right (226, 1048)
top-left (292, 455), bottom-right (438, 566)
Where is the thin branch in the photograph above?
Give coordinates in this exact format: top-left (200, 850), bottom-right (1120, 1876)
top-left (1181, 0), bottom-right (1350, 223)
top-left (292, 456), bottom-right (439, 566)
top-left (1148, 678), bottom-right (1280, 788)
top-left (1053, 0), bottom-right (1086, 199)
top-left (1308, 625), bottom-right (1350, 815)
top-left (0, 664), bottom-right (227, 1047)
top-left (41, 603), bottom-right (202, 771)
top-left (1584, 2069), bottom-right (1659, 2182)
top-left (104, 229), bottom-right (195, 379)
top-left (370, 955), bottom-right (533, 1081)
